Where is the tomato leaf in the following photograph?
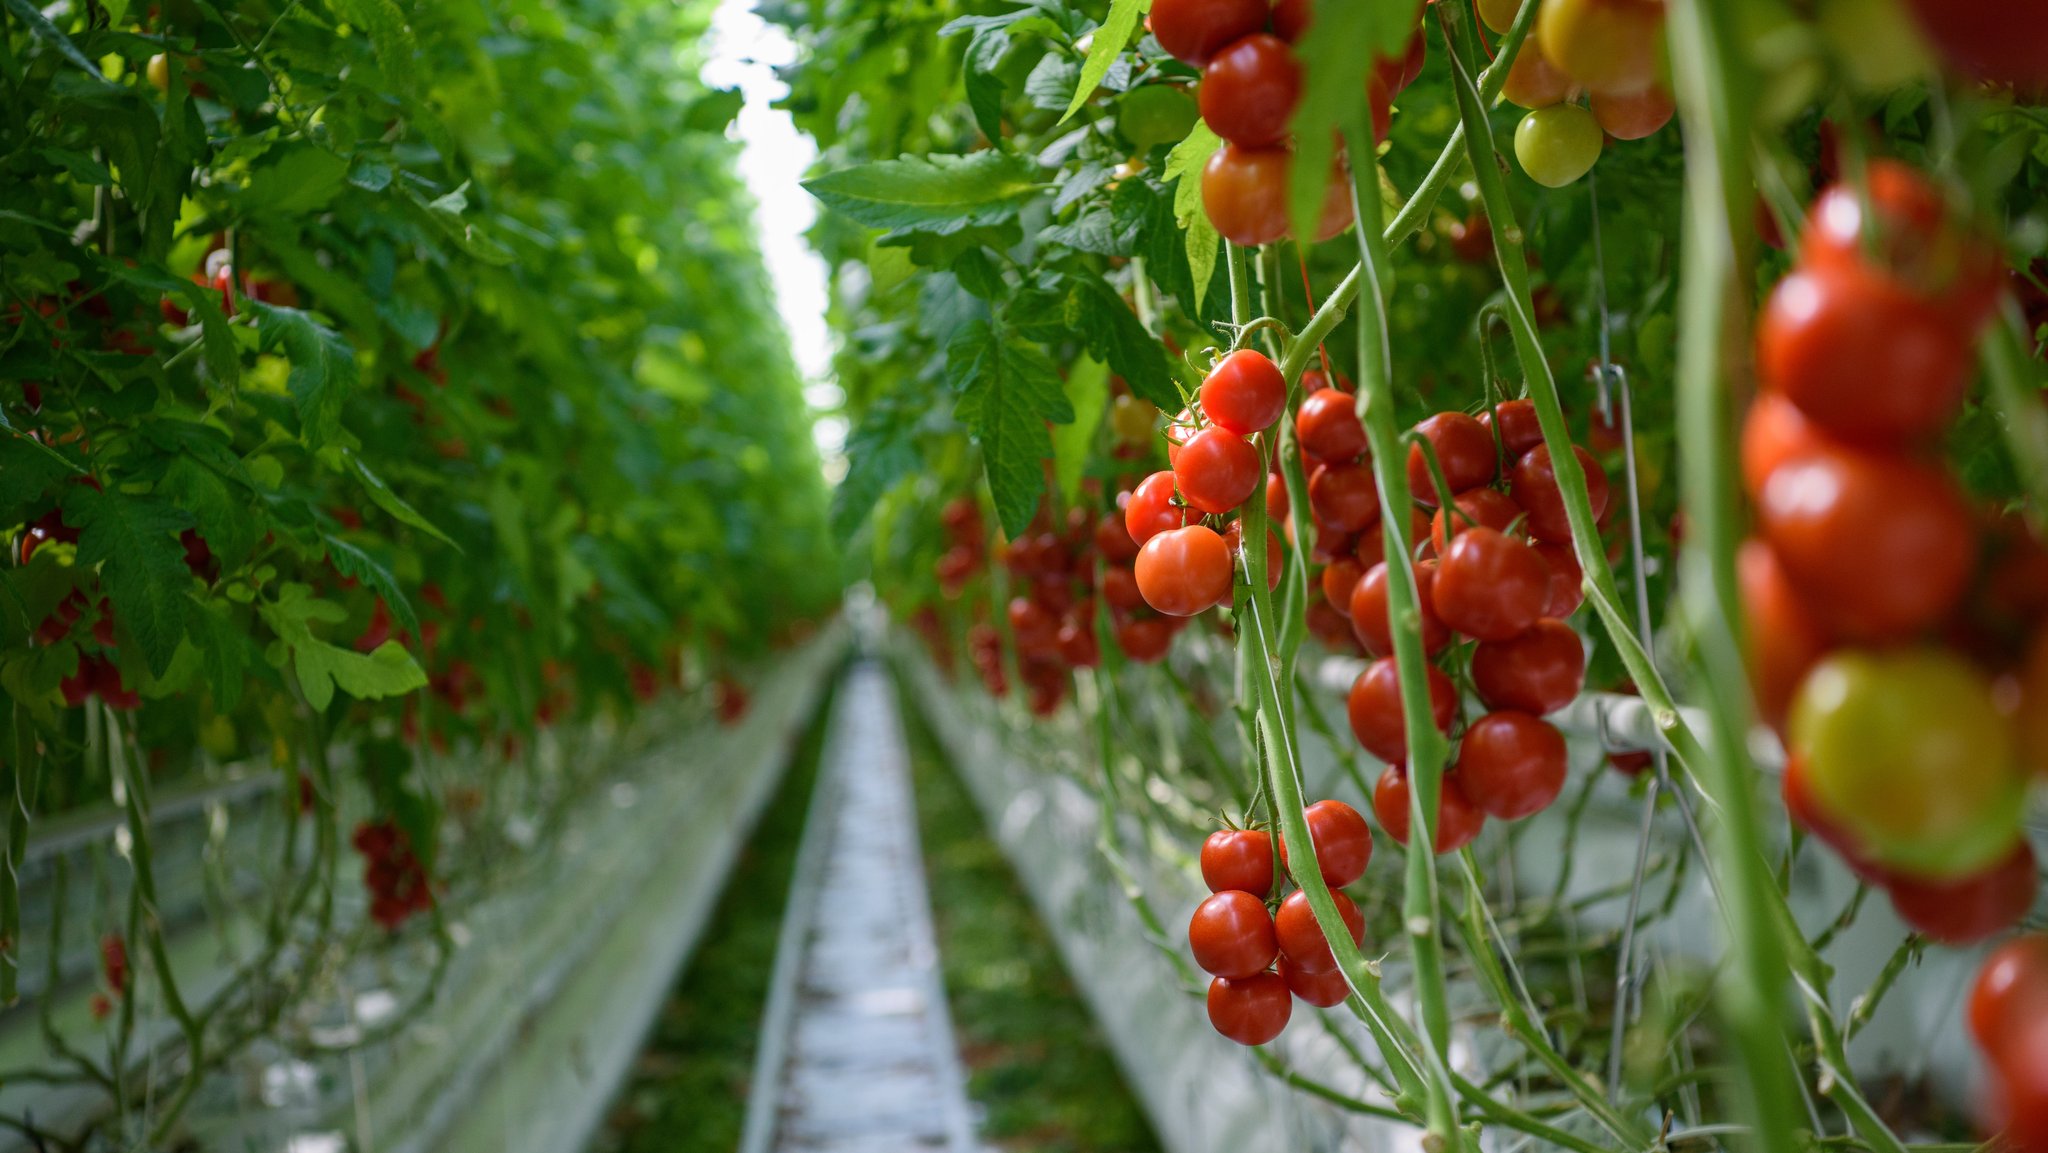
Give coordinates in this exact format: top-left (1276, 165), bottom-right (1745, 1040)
top-left (1164, 121), bottom-right (1222, 315)
top-left (948, 316), bottom-right (1072, 538)
top-left (1062, 0), bottom-right (1146, 123)
top-left (185, 596), bottom-right (253, 713)
top-left (253, 303), bottom-right (358, 449)
top-left (2, 0), bottom-right (108, 81)
top-left (805, 152), bottom-right (1045, 237)
top-left (64, 487), bottom-right (194, 677)
top-left (831, 393), bottom-right (924, 544)
top-left (1064, 276), bottom-right (1179, 411)
top-left (324, 535), bottom-right (420, 637)
top-left (339, 450), bottom-right (459, 548)
top-left (1053, 354), bottom-right (1110, 506)
top-left (0, 435), bottom-right (81, 518)
top-left (964, 27), bottom-right (1012, 143)
top-left (260, 583), bottom-right (426, 712)
top-left (329, 0), bottom-right (418, 96)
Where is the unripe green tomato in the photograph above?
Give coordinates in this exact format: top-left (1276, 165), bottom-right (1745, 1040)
top-left (1514, 104), bottom-right (1603, 188)
top-left (1815, 0), bottom-right (1934, 91)
top-left (1790, 648), bottom-right (2026, 880)
top-left (1117, 85), bottom-right (1199, 152)
top-left (1109, 394), bottom-right (1158, 448)
top-left (147, 52), bottom-right (170, 91)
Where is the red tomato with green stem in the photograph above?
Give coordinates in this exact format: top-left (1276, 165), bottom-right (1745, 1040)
top-left (1279, 799), bottom-right (1374, 888)
top-left (1455, 711), bottom-right (1569, 821)
top-left (1297, 388), bottom-right (1367, 463)
top-left (1202, 827), bottom-right (1275, 896)
top-left (1308, 460), bottom-right (1382, 533)
top-left (1124, 471), bottom-right (1190, 546)
top-left (1479, 397), bottom-right (1546, 459)
top-left (1348, 559), bottom-right (1452, 659)
top-left (1273, 889), bottom-right (1365, 974)
top-left (1175, 427), bottom-right (1262, 514)
top-left (1433, 527), bottom-right (1550, 642)
top-left (1321, 556), bottom-right (1366, 614)
top-left (1202, 144), bottom-right (1293, 247)
top-left (1471, 618), bottom-right (1585, 715)
top-left (1346, 657), bottom-right (1458, 764)
top-left (1207, 972), bottom-right (1292, 1045)
top-left (1405, 413), bottom-right (1498, 506)
top-left (1199, 34), bottom-right (1302, 148)
top-left (1136, 525), bottom-right (1235, 616)
top-left (1510, 443), bottom-right (1609, 544)
top-left (1429, 486), bottom-right (1522, 556)
top-left (1149, 0), bottom-right (1270, 65)
top-left (1279, 957), bottom-right (1352, 1007)
top-left (1188, 890), bottom-right (1280, 978)
top-left (1200, 349), bottom-right (1287, 434)
top-left (1373, 766), bottom-right (1485, 854)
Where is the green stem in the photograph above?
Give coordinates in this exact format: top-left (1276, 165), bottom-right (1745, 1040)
top-left (1983, 308), bottom-right (2048, 534)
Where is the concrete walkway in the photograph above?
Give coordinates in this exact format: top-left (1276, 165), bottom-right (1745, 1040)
top-left (741, 662), bottom-right (979, 1153)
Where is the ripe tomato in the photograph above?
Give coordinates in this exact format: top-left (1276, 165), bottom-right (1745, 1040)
top-left (1532, 541), bottom-right (1584, 618)
top-left (1103, 564), bottom-right (1146, 611)
top-left (1536, 0), bottom-right (1665, 95)
top-left (1321, 556), bottom-right (1366, 613)
top-left (1972, 936), bottom-right (2048, 1053)
top-left (1149, 0), bottom-right (1270, 65)
top-left (1356, 507), bottom-right (1432, 571)
top-left (1279, 957), bottom-right (1351, 1007)
top-left (1791, 648), bottom-right (2025, 879)
top-left (1887, 842), bottom-right (2036, 945)
top-left (1224, 521), bottom-right (1285, 591)
top-left (1510, 443), bottom-right (1609, 543)
top-left (1479, 397), bottom-right (1545, 458)
top-left (1373, 766), bottom-right (1485, 854)
top-left (1175, 427), bottom-right (1262, 513)
top-left (1736, 539), bottom-right (1831, 730)
top-left (1348, 559), bottom-right (1452, 658)
top-left (1279, 798), bottom-right (1374, 887)
top-left (1515, 104), bottom-right (1604, 188)
top-left (1433, 527), bottom-right (1549, 642)
top-left (1346, 657), bottom-right (1457, 763)
top-left (1200, 34), bottom-right (1302, 148)
top-left (1902, 0), bottom-right (2048, 89)
top-left (1590, 85), bottom-right (1673, 139)
top-left (1308, 460), bottom-right (1382, 533)
top-left (1201, 349), bottom-right (1287, 434)
top-left (1124, 470), bottom-right (1190, 546)
top-left (1095, 512), bottom-right (1141, 565)
top-left (1118, 84), bottom-right (1201, 152)
top-left (1008, 596), bottom-right (1059, 655)
top-left (1455, 711), bottom-right (1568, 820)
top-left (1739, 390), bottom-right (1835, 500)
top-left (1756, 442), bottom-right (1975, 643)
top-left (1056, 618), bottom-right (1102, 668)
top-left (1801, 160), bottom-right (2001, 331)
top-left (1298, 388), bottom-right (1367, 463)
top-left (1117, 615), bottom-right (1176, 662)
top-left (1274, 889), bottom-right (1365, 974)
top-left (1472, 618), bottom-right (1585, 715)
top-left (1164, 407), bottom-right (1199, 465)
top-left (1429, 486), bottom-right (1523, 555)
top-left (1406, 412), bottom-right (1498, 506)
top-left (1203, 144), bottom-right (1291, 247)
top-left (1503, 36), bottom-right (1575, 109)
top-left (1207, 972), bottom-right (1292, 1045)
top-left (1270, 0), bottom-right (1310, 41)
top-left (1202, 828), bottom-right (1275, 895)
top-left (1266, 472), bottom-right (1290, 521)
top-left (1189, 889), bottom-right (1280, 978)
top-left (1137, 525), bottom-right (1235, 616)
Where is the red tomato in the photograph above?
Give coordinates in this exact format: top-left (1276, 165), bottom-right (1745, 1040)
top-left (1782, 755), bottom-right (1893, 886)
top-left (1308, 460), bottom-right (1382, 533)
top-left (1175, 427), bottom-right (1262, 514)
top-left (1406, 412), bottom-right (1498, 506)
top-left (1479, 398), bottom-right (1545, 458)
top-left (1536, 0), bottom-right (1665, 96)
top-left (1189, 889), bottom-right (1280, 978)
top-left (1510, 443), bottom-right (1608, 544)
top-left (1200, 349), bottom-right (1288, 434)
top-left (1321, 556), bottom-right (1366, 614)
top-left (1279, 798), bottom-right (1374, 888)
top-left (1972, 940), bottom-right (2048, 1151)
top-left (1429, 486), bottom-right (1523, 555)
top-left (1273, 889), bottom-right (1365, 974)
top-left (1590, 85), bottom-right (1673, 139)
top-left (1739, 390), bottom-right (1836, 500)
top-left (1202, 828), bottom-right (1275, 895)
top-left (1455, 711), bottom-right (1569, 820)
top-left (1298, 388), bottom-right (1367, 463)
top-left (1801, 160), bottom-right (2001, 331)
top-left (1137, 525), bottom-right (1235, 616)
top-left (1203, 144), bottom-right (1291, 247)
top-left (1056, 619), bottom-right (1101, 669)
top-left (1756, 443), bottom-right (1976, 643)
top-left (1008, 596), bottom-right (1059, 656)
top-left (1346, 657), bottom-right (1457, 764)
top-left (1373, 766), bottom-right (1485, 854)
top-left (1737, 539), bottom-right (1831, 730)
top-left (1207, 972), bottom-right (1292, 1045)
top-left (1124, 471), bottom-right (1189, 546)
top-left (1348, 559), bottom-right (1452, 658)
top-left (1266, 472), bottom-right (1290, 522)
top-left (1149, 0), bottom-right (1270, 64)
top-left (1502, 33), bottom-right (1575, 109)
top-left (1471, 618), bottom-right (1585, 715)
top-left (1225, 522), bottom-right (1285, 591)
top-left (1094, 512), bottom-right (1141, 564)
top-left (1903, 0), bottom-right (2048, 97)
top-left (1887, 842), bottom-right (2036, 945)
top-left (1356, 507), bottom-right (1432, 571)
top-left (1433, 527), bottom-right (1550, 642)
top-left (1972, 936), bottom-right (2048, 1053)
top-left (1307, 599), bottom-right (1359, 651)
top-left (1279, 957), bottom-right (1351, 1007)
top-left (1757, 266), bottom-right (1971, 448)
top-left (1117, 616), bottom-right (1175, 662)
top-left (1270, 0), bottom-right (1310, 41)
top-left (1200, 34), bottom-right (1302, 148)
top-left (1533, 541), bottom-right (1584, 618)
top-left (1103, 564), bottom-right (1146, 611)
top-left (1312, 525), bottom-right (1358, 565)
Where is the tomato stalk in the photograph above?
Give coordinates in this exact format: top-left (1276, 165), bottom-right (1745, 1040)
top-left (1, 703), bottom-right (39, 1006)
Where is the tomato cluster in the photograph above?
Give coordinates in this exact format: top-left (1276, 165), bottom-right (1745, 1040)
top-left (1496, 0), bottom-right (1673, 188)
top-left (352, 820), bottom-right (435, 932)
top-left (1189, 800), bottom-right (1373, 1045)
top-left (1744, 162), bottom-right (2042, 944)
top-left (1310, 396), bottom-right (1602, 847)
top-left (1154, 0), bottom-right (1426, 245)
top-left (1972, 936), bottom-right (2048, 1147)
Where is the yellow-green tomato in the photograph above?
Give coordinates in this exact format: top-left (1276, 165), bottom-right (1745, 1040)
top-left (1791, 648), bottom-right (2026, 880)
top-left (1117, 85), bottom-right (1199, 153)
top-left (1477, 0), bottom-right (1523, 34)
top-left (1109, 394), bottom-right (1157, 448)
top-left (1514, 104), bottom-right (1603, 188)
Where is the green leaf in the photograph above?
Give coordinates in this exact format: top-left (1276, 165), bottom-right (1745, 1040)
top-left (0, 434), bottom-right (79, 517)
top-left (110, 261), bottom-right (241, 389)
top-left (1065, 276), bottom-right (1179, 410)
top-left (186, 596), bottom-right (251, 712)
top-left (65, 488), bottom-right (193, 677)
top-left (348, 152), bottom-right (395, 191)
top-left (805, 152), bottom-right (1045, 237)
top-left (1053, 354), bottom-right (1109, 506)
top-left (324, 534), bottom-right (420, 636)
top-left (159, 456), bottom-right (257, 566)
top-left (1165, 121), bottom-right (1222, 314)
top-left (260, 583), bottom-right (426, 711)
top-left (683, 87), bottom-right (746, 132)
top-left (1287, 0), bottom-right (1407, 241)
top-left (831, 395), bottom-right (923, 544)
top-left (3, 0), bottom-right (107, 80)
top-left (948, 317), bottom-right (1072, 537)
top-left (964, 28), bottom-right (1011, 143)
top-left (330, 0), bottom-right (417, 96)
top-left (251, 303), bottom-right (358, 448)
top-left (241, 145), bottom-right (350, 217)
top-left (340, 450), bottom-right (458, 548)
top-left (1062, 0), bottom-right (1146, 122)
top-left (409, 183), bottom-right (517, 265)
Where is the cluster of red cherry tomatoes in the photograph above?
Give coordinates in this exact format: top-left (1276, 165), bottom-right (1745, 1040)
top-left (352, 819), bottom-right (436, 931)
top-left (1126, 349), bottom-right (1289, 617)
top-left (1189, 799), bottom-right (1373, 1045)
top-left (1489, 0), bottom-right (1672, 188)
top-left (1149, 0), bottom-right (1426, 246)
top-left (1742, 161), bottom-right (2040, 949)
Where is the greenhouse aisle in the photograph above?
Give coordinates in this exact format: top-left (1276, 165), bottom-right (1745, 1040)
top-left (741, 662), bottom-right (980, 1153)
